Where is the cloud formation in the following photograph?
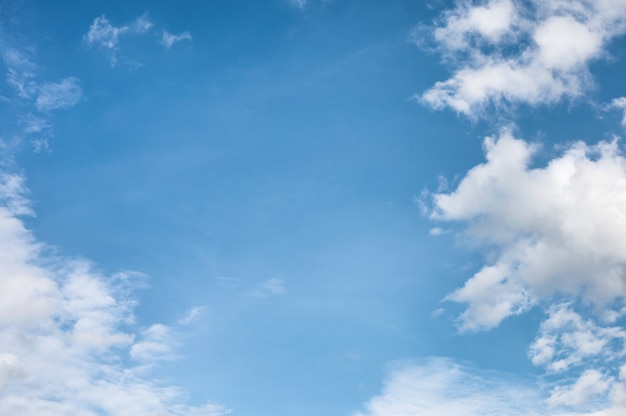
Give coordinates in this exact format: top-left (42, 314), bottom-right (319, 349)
top-left (85, 14), bottom-right (153, 66)
top-left (0, 172), bottom-right (228, 415)
top-left (35, 77), bottom-right (82, 111)
top-left (85, 15), bottom-right (193, 65)
top-left (419, 0), bottom-right (626, 117)
top-left (354, 359), bottom-right (544, 416)
top-left (161, 31), bottom-right (192, 49)
top-left (430, 131), bottom-right (626, 331)
top-left (1, 46), bottom-right (82, 150)
top-left (356, 357), bottom-right (626, 416)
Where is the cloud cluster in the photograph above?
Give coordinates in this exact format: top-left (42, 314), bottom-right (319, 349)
top-left (430, 131), bottom-right (626, 331)
top-left (161, 31), bottom-right (193, 50)
top-left (355, 357), bottom-right (626, 416)
top-left (85, 14), bottom-right (192, 66)
top-left (419, 0), bottom-right (626, 117)
top-left (527, 304), bottom-right (626, 410)
top-left (1, 47), bottom-right (82, 151)
top-left (35, 77), bottom-right (82, 111)
top-left (0, 172), bottom-right (227, 415)
top-left (85, 14), bottom-right (153, 66)
top-left (354, 359), bottom-right (544, 416)
top-left (390, 1), bottom-right (626, 415)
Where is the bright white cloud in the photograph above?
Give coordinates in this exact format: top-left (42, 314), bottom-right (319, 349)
top-left (161, 30), bottom-right (192, 49)
top-left (419, 0), bottom-right (626, 117)
top-left (430, 131), bottom-right (626, 331)
top-left (35, 77), bottom-right (82, 111)
top-left (0, 171), bottom-right (228, 415)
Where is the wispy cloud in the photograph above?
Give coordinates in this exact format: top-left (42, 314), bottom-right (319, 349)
top-left (1, 45), bottom-right (82, 150)
top-left (178, 306), bottom-right (207, 326)
top-left (610, 97), bottom-right (626, 127)
top-left (356, 357), bottom-right (626, 416)
top-left (85, 14), bottom-right (153, 66)
top-left (35, 77), bottom-right (82, 111)
top-left (161, 30), bottom-right (192, 49)
top-left (85, 14), bottom-right (193, 65)
top-left (0, 171), bottom-right (229, 415)
top-left (417, 0), bottom-right (626, 118)
top-left (249, 277), bottom-right (287, 298)
top-left (355, 359), bottom-right (545, 416)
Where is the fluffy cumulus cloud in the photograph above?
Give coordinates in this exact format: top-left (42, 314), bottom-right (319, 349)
top-left (430, 131), bottom-right (626, 331)
top-left (409, 1), bottom-right (626, 415)
top-left (0, 172), bottom-right (228, 415)
top-left (419, 0), bottom-right (626, 117)
top-left (421, 130), bottom-right (626, 413)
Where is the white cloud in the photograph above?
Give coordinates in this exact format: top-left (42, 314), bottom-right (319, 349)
top-left (85, 14), bottom-right (154, 66)
top-left (161, 31), bottom-right (192, 49)
top-left (529, 304), bottom-right (626, 373)
top-left (430, 131), bottom-right (626, 331)
top-left (419, 0), bottom-right (626, 117)
top-left (356, 358), bottom-right (626, 416)
top-left (19, 113), bottom-right (50, 134)
top-left (429, 227), bottom-right (446, 236)
top-left (130, 324), bottom-right (178, 362)
top-left (35, 77), bottom-right (82, 111)
top-left (354, 359), bottom-right (544, 416)
top-left (610, 97), bottom-right (626, 127)
top-left (548, 369), bottom-right (612, 408)
top-left (1, 44), bottom-right (80, 148)
top-left (2, 48), bottom-right (37, 99)
top-left (178, 306), bottom-right (206, 326)
top-left (0, 171), bottom-right (228, 415)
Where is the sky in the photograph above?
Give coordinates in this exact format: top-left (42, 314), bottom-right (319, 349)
top-left (2, 0), bottom-right (626, 415)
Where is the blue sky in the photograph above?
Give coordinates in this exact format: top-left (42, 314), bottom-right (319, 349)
top-left (2, 0), bottom-right (626, 415)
